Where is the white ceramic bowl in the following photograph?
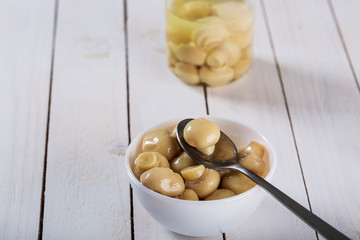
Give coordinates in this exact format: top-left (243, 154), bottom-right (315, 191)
top-left (125, 116), bottom-right (277, 237)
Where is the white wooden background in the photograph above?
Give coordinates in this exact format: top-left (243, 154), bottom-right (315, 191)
top-left (0, 0), bottom-right (359, 239)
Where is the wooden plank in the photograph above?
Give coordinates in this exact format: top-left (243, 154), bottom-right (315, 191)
top-left (206, 0), bottom-right (315, 239)
top-left (41, 0), bottom-right (130, 239)
top-left (262, 0), bottom-right (360, 239)
top-left (127, 1), bottom-right (206, 135)
top-left (126, 0), bottom-right (220, 239)
top-left (0, 0), bottom-right (55, 239)
top-left (330, 0), bottom-right (360, 90)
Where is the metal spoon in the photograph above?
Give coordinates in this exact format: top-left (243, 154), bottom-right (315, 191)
top-left (177, 118), bottom-right (349, 240)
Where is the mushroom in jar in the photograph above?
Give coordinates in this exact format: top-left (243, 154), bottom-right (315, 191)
top-left (181, 1), bottom-right (212, 20)
top-left (200, 65), bottom-right (234, 87)
top-left (197, 16), bottom-right (223, 24)
top-left (206, 49), bottom-right (227, 68)
top-left (173, 62), bottom-right (200, 85)
top-left (211, 1), bottom-right (248, 20)
top-left (173, 43), bottom-right (207, 66)
top-left (207, 40), bottom-right (241, 68)
top-left (192, 25), bottom-right (228, 50)
top-left (232, 56), bottom-right (252, 79)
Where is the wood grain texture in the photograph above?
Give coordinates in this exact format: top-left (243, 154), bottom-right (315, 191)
top-left (41, 0), bottom-right (130, 239)
top-left (0, 0), bottom-right (54, 239)
top-left (127, 0), bottom-right (220, 239)
top-left (330, 0), bottom-right (360, 91)
top-left (263, 0), bottom-right (360, 239)
top-left (206, 0), bottom-right (315, 239)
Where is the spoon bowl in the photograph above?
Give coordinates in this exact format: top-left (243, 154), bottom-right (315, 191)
top-left (177, 118), bottom-right (239, 169)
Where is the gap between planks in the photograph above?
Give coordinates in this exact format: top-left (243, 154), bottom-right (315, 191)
top-left (37, 0), bottom-right (59, 239)
top-left (203, 85), bottom-right (210, 115)
top-left (259, 0), bottom-right (319, 239)
top-left (327, 0), bottom-right (360, 95)
top-left (122, 0), bottom-right (135, 240)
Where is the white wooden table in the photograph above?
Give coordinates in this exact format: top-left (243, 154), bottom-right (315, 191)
top-left (1, 0), bottom-right (359, 239)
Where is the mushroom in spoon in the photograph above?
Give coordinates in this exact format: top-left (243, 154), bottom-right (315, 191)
top-left (177, 118), bottom-right (349, 240)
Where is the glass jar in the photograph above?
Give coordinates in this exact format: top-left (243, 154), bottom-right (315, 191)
top-left (166, 0), bottom-right (254, 86)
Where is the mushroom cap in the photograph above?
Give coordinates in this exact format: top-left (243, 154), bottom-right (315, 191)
top-left (183, 118), bottom-right (221, 149)
top-left (199, 65), bottom-right (234, 86)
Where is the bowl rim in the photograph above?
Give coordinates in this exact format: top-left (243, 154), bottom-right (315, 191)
top-left (125, 115), bottom-right (277, 205)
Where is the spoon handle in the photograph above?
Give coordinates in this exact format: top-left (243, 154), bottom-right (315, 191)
top-left (232, 165), bottom-right (349, 240)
